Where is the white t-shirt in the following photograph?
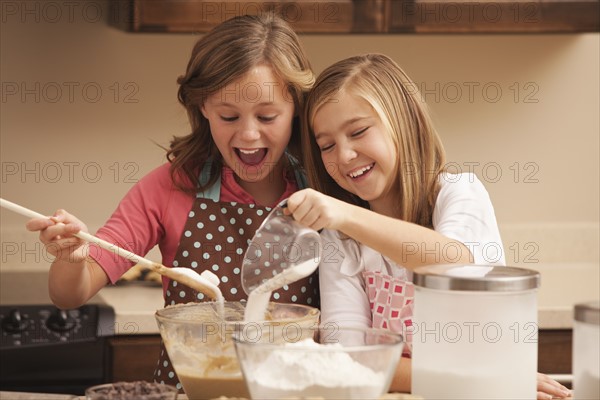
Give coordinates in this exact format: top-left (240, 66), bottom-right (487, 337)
top-left (318, 172), bottom-right (506, 329)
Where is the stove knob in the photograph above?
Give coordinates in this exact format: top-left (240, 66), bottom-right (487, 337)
top-left (1, 309), bottom-right (29, 333)
top-left (46, 309), bottom-right (76, 332)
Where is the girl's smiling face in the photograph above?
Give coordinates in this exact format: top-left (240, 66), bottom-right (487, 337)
top-left (201, 65), bottom-right (295, 184)
top-left (312, 90), bottom-right (398, 213)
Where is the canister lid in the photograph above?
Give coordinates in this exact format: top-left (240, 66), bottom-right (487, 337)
top-left (574, 301), bottom-right (600, 325)
top-left (412, 264), bottom-right (540, 292)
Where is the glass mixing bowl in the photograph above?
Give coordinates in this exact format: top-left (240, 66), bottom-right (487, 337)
top-left (233, 325), bottom-right (404, 400)
top-left (155, 301), bottom-right (319, 400)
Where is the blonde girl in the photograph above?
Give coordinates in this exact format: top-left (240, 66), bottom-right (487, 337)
top-left (286, 54), bottom-right (569, 399)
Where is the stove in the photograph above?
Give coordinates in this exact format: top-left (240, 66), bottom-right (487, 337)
top-left (0, 303), bottom-right (115, 394)
top-left (0, 271), bottom-right (115, 395)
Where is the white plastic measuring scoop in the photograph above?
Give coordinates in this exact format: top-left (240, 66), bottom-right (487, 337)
top-left (0, 198), bottom-right (223, 302)
top-left (241, 199), bottom-right (321, 321)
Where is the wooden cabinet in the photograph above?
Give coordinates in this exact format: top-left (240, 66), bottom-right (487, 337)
top-left (539, 329), bottom-right (573, 389)
top-left (109, 0), bottom-right (355, 33)
top-left (538, 329), bottom-right (573, 376)
top-left (387, 1), bottom-right (600, 33)
top-left (109, 0), bottom-right (599, 34)
top-left (104, 335), bottom-right (162, 382)
top-left (102, 330), bottom-right (573, 386)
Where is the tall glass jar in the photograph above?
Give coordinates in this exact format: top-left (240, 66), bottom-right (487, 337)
top-left (573, 301), bottom-right (600, 400)
top-left (411, 264), bottom-right (540, 400)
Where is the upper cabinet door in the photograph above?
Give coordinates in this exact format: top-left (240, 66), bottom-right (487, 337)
top-left (387, 1), bottom-right (600, 33)
top-left (109, 0), bottom-right (599, 34)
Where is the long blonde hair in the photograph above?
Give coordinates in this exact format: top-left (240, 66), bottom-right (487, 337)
top-left (169, 14), bottom-right (314, 192)
top-left (303, 54), bottom-right (446, 227)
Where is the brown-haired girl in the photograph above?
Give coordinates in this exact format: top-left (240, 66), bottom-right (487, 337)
top-left (26, 14), bottom-right (318, 389)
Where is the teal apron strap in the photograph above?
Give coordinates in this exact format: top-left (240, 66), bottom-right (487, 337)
top-left (196, 160), bottom-right (221, 201)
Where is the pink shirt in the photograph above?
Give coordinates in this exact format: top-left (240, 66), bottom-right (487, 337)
top-left (91, 163), bottom-right (298, 284)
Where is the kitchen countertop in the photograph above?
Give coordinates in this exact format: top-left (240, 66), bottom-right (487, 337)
top-left (100, 262), bottom-right (600, 333)
top-left (2, 265), bottom-right (597, 334)
top-left (97, 285), bottom-right (588, 334)
top-left (96, 284), bottom-right (164, 335)
top-left (98, 287), bottom-right (582, 334)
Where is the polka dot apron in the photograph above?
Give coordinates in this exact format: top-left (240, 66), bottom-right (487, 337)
top-left (363, 270), bottom-right (414, 357)
top-left (153, 162), bottom-right (319, 390)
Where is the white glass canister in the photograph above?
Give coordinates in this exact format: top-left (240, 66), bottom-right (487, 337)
top-left (573, 301), bottom-right (600, 400)
top-left (411, 264), bottom-right (540, 400)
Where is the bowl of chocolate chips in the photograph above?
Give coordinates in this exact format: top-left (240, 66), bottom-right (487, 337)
top-left (85, 381), bottom-right (178, 400)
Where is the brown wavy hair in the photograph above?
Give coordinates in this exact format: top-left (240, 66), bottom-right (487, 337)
top-left (168, 14), bottom-right (314, 193)
top-left (302, 54), bottom-right (446, 228)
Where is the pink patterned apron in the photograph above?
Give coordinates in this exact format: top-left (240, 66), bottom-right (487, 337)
top-left (363, 270), bottom-right (413, 357)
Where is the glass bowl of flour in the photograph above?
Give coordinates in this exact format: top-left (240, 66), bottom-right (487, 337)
top-left (233, 325), bottom-right (404, 400)
top-left (155, 301), bottom-right (320, 400)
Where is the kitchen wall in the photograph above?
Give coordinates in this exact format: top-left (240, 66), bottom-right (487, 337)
top-left (1, 2), bottom-right (598, 281)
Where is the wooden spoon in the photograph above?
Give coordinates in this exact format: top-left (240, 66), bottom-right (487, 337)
top-left (0, 198), bottom-right (223, 301)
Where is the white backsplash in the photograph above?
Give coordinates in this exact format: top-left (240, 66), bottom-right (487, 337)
top-left (500, 222), bottom-right (599, 266)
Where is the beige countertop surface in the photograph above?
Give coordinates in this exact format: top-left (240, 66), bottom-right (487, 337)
top-left (2, 265), bottom-right (597, 334)
top-left (95, 285), bottom-right (583, 334)
top-left (96, 262), bottom-right (599, 333)
top-left (96, 284), bottom-right (165, 335)
top-left (97, 285), bottom-right (573, 335)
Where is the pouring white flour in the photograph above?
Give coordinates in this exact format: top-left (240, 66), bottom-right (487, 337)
top-left (240, 199), bottom-right (322, 322)
top-left (244, 259), bottom-right (320, 322)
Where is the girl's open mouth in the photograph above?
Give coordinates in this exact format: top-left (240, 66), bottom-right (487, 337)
top-left (235, 148), bottom-right (268, 166)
